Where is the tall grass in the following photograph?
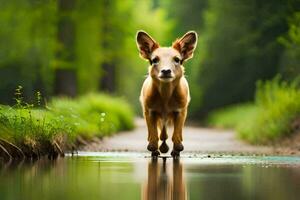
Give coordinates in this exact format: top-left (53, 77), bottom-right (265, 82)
top-left (49, 93), bottom-right (134, 138)
top-left (207, 103), bottom-right (257, 129)
top-left (207, 76), bottom-right (300, 144)
top-left (0, 88), bottom-right (134, 159)
top-left (239, 77), bottom-right (300, 143)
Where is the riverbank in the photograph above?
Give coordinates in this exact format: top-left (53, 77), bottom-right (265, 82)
top-left (0, 92), bottom-right (134, 161)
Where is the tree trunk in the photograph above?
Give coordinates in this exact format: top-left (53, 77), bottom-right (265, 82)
top-left (99, 0), bottom-right (115, 93)
top-left (54, 69), bottom-right (77, 97)
top-left (100, 62), bottom-right (115, 92)
top-left (54, 0), bottom-right (77, 97)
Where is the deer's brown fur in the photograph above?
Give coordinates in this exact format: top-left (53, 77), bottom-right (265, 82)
top-left (136, 31), bottom-right (198, 157)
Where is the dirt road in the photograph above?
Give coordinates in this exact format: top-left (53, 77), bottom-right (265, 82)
top-left (80, 118), bottom-right (298, 155)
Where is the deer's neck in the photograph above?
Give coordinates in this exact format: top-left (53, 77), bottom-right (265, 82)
top-left (154, 79), bottom-right (179, 100)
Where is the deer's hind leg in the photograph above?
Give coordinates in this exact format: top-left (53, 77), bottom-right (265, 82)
top-left (144, 110), bottom-right (160, 157)
top-left (158, 119), bottom-right (169, 153)
top-left (171, 109), bottom-right (187, 158)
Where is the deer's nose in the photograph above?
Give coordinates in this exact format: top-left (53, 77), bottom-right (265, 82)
top-left (161, 69), bottom-right (171, 75)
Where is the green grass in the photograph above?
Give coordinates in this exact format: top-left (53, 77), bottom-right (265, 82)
top-left (49, 93), bottom-right (134, 138)
top-left (0, 91), bottom-right (134, 158)
top-left (207, 103), bottom-right (257, 129)
top-left (207, 76), bottom-right (300, 144)
top-left (0, 105), bottom-right (70, 141)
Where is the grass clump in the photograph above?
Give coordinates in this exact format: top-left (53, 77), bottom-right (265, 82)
top-left (207, 103), bottom-right (257, 129)
top-left (207, 76), bottom-right (300, 144)
top-left (0, 87), bottom-right (134, 159)
top-left (49, 93), bottom-right (134, 139)
top-left (0, 87), bottom-right (73, 159)
top-left (0, 106), bottom-right (73, 158)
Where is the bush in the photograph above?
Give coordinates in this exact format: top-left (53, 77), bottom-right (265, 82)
top-left (49, 93), bottom-right (134, 138)
top-left (207, 103), bottom-right (257, 129)
top-left (0, 91), bottom-right (134, 158)
top-left (0, 105), bottom-right (72, 144)
top-left (208, 76), bottom-right (300, 144)
top-left (239, 77), bottom-right (300, 143)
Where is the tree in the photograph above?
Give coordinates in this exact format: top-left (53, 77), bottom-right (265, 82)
top-left (279, 9), bottom-right (300, 80)
top-left (0, 0), bottom-right (57, 103)
top-left (191, 0), bottom-right (291, 116)
top-left (54, 0), bottom-right (77, 97)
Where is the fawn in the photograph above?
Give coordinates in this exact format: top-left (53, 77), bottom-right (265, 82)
top-left (136, 31), bottom-right (198, 157)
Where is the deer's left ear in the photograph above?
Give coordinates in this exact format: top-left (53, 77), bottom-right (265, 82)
top-left (136, 31), bottom-right (159, 60)
top-left (172, 31), bottom-right (198, 61)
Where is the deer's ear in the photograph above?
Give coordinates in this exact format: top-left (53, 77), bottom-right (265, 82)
top-left (172, 31), bottom-right (198, 61)
top-left (136, 31), bottom-right (159, 60)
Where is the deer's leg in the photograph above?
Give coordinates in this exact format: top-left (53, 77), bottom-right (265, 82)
top-left (159, 124), bottom-right (169, 153)
top-left (171, 109), bottom-right (187, 157)
top-left (144, 110), bottom-right (159, 156)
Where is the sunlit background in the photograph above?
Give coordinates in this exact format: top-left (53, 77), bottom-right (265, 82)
top-left (1, 2), bottom-right (300, 199)
top-left (0, 0), bottom-right (299, 118)
top-left (0, 0), bottom-right (300, 148)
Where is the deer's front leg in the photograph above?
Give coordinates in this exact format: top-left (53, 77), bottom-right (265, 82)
top-left (171, 109), bottom-right (187, 157)
top-left (144, 110), bottom-right (159, 156)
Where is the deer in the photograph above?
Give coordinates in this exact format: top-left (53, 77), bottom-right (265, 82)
top-left (136, 30), bottom-right (198, 158)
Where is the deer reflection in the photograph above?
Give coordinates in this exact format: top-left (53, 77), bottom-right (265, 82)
top-left (142, 158), bottom-right (187, 200)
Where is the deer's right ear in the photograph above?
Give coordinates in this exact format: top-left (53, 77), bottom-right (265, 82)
top-left (136, 31), bottom-right (159, 60)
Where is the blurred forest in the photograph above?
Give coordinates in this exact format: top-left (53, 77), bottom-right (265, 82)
top-left (0, 0), bottom-right (300, 118)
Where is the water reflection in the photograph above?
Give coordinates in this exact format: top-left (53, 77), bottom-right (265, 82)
top-left (143, 158), bottom-right (186, 200)
top-left (1, 155), bottom-right (300, 200)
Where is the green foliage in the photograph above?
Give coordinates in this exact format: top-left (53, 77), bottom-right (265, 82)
top-left (0, 87), bottom-right (74, 151)
top-left (0, 0), bottom-right (57, 102)
top-left (279, 11), bottom-right (300, 79)
top-left (0, 106), bottom-right (74, 144)
top-left (75, 0), bottom-right (103, 93)
top-left (0, 89), bottom-right (134, 152)
top-left (1, 0), bottom-right (300, 125)
top-left (239, 77), bottom-right (300, 143)
top-left (208, 77), bottom-right (300, 143)
top-left (49, 93), bottom-right (134, 138)
top-left (190, 0), bottom-right (291, 115)
top-left (0, 0), bottom-right (174, 113)
top-left (207, 103), bottom-right (257, 129)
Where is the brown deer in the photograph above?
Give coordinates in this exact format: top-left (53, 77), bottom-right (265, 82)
top-left (136, 31), bottom-right (198, 157)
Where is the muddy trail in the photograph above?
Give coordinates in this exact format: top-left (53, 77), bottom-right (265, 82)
top-left (81, 118), bottom-right (299, 155)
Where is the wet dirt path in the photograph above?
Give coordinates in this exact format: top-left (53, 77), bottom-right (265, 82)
top-left (81, 118), bottom-right (287, 155)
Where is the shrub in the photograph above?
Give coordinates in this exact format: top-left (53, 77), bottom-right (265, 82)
top-left (49, 93), bottom-right (134, 138)
top-left (238, 76), bottom-right (300, 143)
top-left (207, 103), bottom-right (257, 129)
top-left (0, 90), bottom-right (134, 158)
top-left (0, 105), bottom-right (74, 158)
top-left (207, 76), bottom-right (300, 144)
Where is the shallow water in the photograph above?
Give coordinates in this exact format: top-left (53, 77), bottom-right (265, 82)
top-left (1, 152), bottom-right (300, 200)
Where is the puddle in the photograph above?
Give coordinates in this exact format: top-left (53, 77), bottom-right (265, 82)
top-left (1, 152), bottom-right (300, 200)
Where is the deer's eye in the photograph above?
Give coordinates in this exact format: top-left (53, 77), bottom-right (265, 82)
top-left (151, 57), bottom-right (160, 65)
top-left (173, 56), bottom-right (181, 64)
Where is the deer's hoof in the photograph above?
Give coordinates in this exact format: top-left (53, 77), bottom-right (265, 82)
top-left (147, 143), bottom-right (158, 152)
top-left (151, 150), bottom-right (160, 158)
top-left (173, 143), bottom-right (184, 152)
top-left (159, 141), bottom-right (169, 153)
top-left (171, 150), bottom-right (180, 159)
